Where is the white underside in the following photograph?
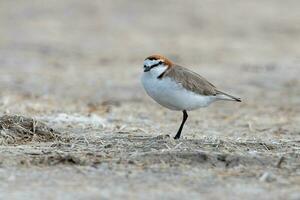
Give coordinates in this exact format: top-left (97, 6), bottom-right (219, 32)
top-left (141, 67), bottom-right (217, 111)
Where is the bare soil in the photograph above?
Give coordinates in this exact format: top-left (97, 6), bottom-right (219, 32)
top-left (0, 1), bottom-right (299, 199)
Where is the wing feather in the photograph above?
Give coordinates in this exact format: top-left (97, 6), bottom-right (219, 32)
top-left (163, 65), bottom-right (217, 96)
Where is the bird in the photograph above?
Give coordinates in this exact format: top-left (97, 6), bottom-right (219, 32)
top-left (141, 54), bottom-right (241, 139)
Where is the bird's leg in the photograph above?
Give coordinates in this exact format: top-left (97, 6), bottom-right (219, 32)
top-left (174, 110), bottom-right (188, 139)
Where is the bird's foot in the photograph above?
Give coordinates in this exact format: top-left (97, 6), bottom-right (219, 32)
top-left (174, 135), bottom-right (180, 140)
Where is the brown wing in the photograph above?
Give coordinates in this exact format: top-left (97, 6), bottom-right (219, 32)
top-left (162, 65), bottom-right (218, 96)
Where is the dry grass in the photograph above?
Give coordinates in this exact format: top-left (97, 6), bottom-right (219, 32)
top-left (0, 0), bottom-right (299, 199)
top-left (0, 115), bottom-right (62, 145)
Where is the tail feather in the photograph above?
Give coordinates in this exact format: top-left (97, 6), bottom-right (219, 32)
top-left (216, 90), bottom-right (241, 102)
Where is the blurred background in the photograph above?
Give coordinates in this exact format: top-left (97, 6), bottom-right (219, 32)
top-left (0, 0), bottom-right (299, 103)
top-left (0, 1), bottom-right (300, 199)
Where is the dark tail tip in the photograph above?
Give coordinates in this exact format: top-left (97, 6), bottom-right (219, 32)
top-left (235, 98), bottom-right (242, 102)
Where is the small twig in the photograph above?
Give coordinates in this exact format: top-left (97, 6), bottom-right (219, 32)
top-left (261, 143), bottom-right (270, 151)
top-left (174, 142), bottom-right (182, 149)
top-left (32, 119), bottom-right (38, 134)
top-left (163, 143), bottom-right (171, 150)
top-left (276, 156), bottom-right (285, 168)
top-left (83, 135), bottom-right (90, 146)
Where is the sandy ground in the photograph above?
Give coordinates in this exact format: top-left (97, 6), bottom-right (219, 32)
top-left (0, 0), bottom-right (299, 199)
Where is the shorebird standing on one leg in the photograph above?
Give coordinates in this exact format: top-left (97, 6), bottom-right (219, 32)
top-left (141, 54), bottom-right (241, 139)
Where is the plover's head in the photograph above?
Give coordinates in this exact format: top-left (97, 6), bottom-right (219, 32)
top-left (143, 54), bottom-right (173, 72)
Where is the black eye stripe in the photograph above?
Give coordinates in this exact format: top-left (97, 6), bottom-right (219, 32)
top-left (144, 61), bottom-right (164, 69)
top-left (150, 61), bottom-right (163, 68)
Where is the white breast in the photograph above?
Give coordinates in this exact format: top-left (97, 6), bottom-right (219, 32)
top-left (141, 67), bottom-right (217, 111)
